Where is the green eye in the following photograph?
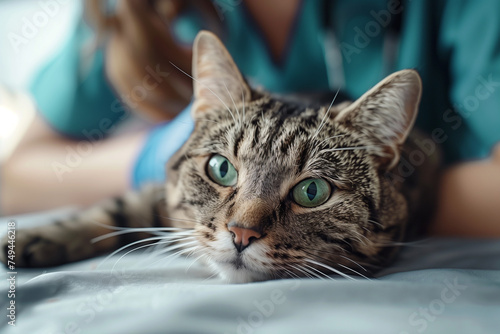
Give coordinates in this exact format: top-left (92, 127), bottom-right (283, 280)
top-left (292, 178), bottom-right (331, 208)
top-left (207, 154), bottom-right (238, 186)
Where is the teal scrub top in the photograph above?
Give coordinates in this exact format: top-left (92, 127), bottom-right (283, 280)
top-left (32, 0), bottom-right (500, 173)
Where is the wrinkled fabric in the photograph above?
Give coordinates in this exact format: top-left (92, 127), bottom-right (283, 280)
top-left (1, 210), bottom-right (499, 334)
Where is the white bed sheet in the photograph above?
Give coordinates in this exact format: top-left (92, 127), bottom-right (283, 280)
top-left (1, 209), bottom-right (499, 334)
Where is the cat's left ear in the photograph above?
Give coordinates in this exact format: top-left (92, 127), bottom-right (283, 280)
top-left (191, 31), bottom-right (251, 118)
top-left (334, 70), bottom-right (422, 169)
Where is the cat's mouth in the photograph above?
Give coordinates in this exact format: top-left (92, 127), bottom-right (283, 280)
top-left (216, 254), bottom-right (251, 271)
top-left (211, 251), bottom-right (270, 283)
top-left (230, 255), bottom-right (245, 270)
top-left (203, 229), bottom-right (272, 282)
top-left (215, 260), bottom-right (269, 283)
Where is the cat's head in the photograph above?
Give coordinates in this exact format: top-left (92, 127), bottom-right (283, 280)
top-left (166, 31), bottom-right (422, 283)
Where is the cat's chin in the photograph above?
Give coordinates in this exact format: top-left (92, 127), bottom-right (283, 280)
top-left (213, 262), bottom-right (270, 284)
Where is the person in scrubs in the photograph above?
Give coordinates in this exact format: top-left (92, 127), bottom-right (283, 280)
top-left (2, 0), bottom-right (500, 237)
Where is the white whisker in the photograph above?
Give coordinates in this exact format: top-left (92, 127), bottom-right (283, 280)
top-left (97, 233), bottom-right (193, 268)
top-left (203, 270), bottom-right (220, 282)
top-left (185, 251), bottom-right (206, 273)
top-left (278, 265), bottom-right (301, 279)
top-left (304, 258), bottom-right (356, 281)
top-left (222, 79), bottom-right (241, 127)
top-left (112, 238), bottom-right (197, 271)
top-left (169, 61), bottom-right (237, 124)
top-left (98, 235), bottom-right (171, 268)
top-left (140, 235), bottom-right (197, 262)
top-left (146, 240), bottom-right (198, 261)
top-left (91, 228), bottom-right (191, 243)
top-left (289, 264), bottom-right (314, 279)
top-left (339, 255), bottom-right (368, 272)
top-left (311, 87), bottom-right (341, 140)
top-left (368, 219), bottom-right (384, 229)
top-left (350, 230), bottom-right (372, 247)
top-left (111, 240), bottom-right (178, 271)
top-left (148, 244), bottom-right (199, 268)
top-left (303, 264), bottom-right (330, 281)
top-left (336, 263), bottom-right (372, 280)
top-left (300, 264), bottom-right (327, 280)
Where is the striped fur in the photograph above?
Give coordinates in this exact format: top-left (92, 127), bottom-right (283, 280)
top-left (1, 32), bottom-right (438, 282)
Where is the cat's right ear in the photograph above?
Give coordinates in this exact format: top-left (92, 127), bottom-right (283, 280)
top-left (191, 31), bottom-right (251, 118)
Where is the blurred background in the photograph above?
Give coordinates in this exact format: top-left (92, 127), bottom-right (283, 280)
top-left (0, 0), bottom-right (79, 89)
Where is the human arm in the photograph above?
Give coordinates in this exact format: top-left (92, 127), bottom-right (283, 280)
top-left (431, 144), bottom-right (500, 237)
top-left (430, 0), bottom-right (500, 237)
top-left (0, 114), bottom-right (147, 215)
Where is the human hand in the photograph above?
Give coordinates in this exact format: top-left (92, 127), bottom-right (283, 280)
top-left (87, 0), bottom-right (200, 122)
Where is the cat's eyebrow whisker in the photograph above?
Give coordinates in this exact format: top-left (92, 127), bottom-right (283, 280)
top-left (169, 61), bottom-right (237, 124)
top-left (311, 87), bottom-right (341, 140)
top-left (304, 258), bottom-right (356, 281)
top-left (222, 79), bottom-right (242, 127)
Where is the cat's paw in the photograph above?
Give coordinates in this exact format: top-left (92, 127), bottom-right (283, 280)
top-left (0, 229), bottom-right (67, 268)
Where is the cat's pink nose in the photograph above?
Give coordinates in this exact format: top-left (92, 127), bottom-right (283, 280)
top-left (227, 223), bottom-right (262, 252)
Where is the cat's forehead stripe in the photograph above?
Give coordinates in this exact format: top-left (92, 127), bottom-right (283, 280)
top-left (233, 128), bottom-right (245, 157)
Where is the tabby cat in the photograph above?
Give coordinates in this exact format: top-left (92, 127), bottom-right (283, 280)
top-left (1, 31), bottom-right (437, 283)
